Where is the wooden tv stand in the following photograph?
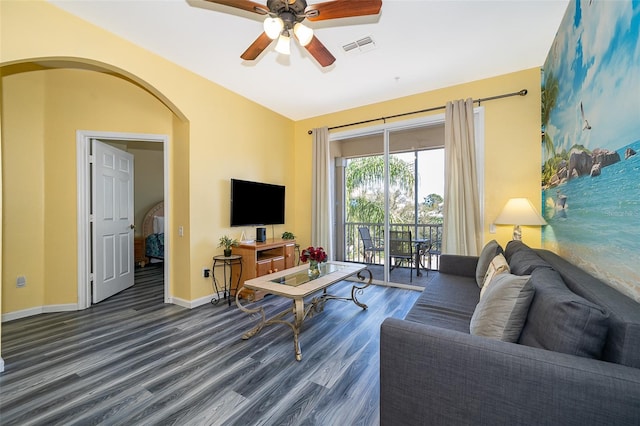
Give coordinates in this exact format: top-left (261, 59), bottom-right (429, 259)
top-left (232, 238), bottom-right (297, 301)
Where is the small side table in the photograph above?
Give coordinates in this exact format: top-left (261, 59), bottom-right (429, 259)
top-left (211, 254), bottom-right (243, 306)
top-left (134, 237), bottom-right (147, 267)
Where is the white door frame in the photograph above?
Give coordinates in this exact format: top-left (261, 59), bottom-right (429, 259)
top-left (77, 130), bottom-right (170, 310)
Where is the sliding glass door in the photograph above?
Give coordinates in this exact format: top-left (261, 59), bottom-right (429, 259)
top-left (338, 117), bottom-right (446, 284)
top-left (385, 127), bottom-right (445, 283)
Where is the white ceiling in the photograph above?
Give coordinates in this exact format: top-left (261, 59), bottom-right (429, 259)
top-left (48, 0), bottom-right (569, 121)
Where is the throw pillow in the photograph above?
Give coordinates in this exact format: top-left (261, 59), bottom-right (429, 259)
top-left (470, 273), bottom-right (534, 342)
top-left (480, 254), bottom-right (510, 298)
top-left (518, 268), bottom-right (609, 359)
top-left (476, 240), bottom-right (503, 287)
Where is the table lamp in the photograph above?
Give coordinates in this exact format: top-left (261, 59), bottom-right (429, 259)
top-left (494, 198), bottom-right (547, 240)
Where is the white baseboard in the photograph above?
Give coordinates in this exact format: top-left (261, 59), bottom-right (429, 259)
top-left (2, 303), bottom-right (78, 323)
top-left (171, 292), bottom-right (221, 309)
top-left (170, 296), bottom-right (191, 309)
top-left (2, 293), bottom-right (224, 322)
top-left (2, 306), bottom-right (43, 322)
top-left (43, 304), bottom-right (78, 313)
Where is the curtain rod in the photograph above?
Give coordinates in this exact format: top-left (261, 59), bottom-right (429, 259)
top-left (307, 88), bottom-right (528, 135)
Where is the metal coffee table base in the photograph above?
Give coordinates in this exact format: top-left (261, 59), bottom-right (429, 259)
top-left (235, 269), bottom-right (372, 361)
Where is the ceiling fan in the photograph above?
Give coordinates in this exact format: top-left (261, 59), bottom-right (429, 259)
top-left (201, 0), bottom-right (383, 67)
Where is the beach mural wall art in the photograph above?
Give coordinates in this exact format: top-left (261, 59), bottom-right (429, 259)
top-left (541, 0), bottom-right (640, 302)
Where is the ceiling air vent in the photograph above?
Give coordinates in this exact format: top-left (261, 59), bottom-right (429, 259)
top-left (342, 35), bottom-right (377, 55)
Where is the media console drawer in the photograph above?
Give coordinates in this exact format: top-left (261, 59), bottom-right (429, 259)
top-left (256, 256), bottom-right (284, 275)
top-left (232, 239), bottom-right (296, 301)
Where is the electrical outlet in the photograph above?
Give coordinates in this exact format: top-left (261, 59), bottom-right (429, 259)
top-left (489, 223), bottom-right (496, 234)
top-left (203, 268), bottom-right (210, 278)
top-left (16, 276), bottom-right (26, 288)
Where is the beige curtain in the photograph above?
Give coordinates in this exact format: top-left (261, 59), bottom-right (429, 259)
top-left (311, 127), bottom-right (334, 259)
top-left (442, 99), bottom-right (482, 256)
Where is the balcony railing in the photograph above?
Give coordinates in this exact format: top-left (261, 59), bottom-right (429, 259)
top-left (344, 222), bottom-right (443, 270)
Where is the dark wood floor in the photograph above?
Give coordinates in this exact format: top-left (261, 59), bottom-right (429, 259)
top-left (365, 264), bottom-right (435, 288)
top-left (0, 264), bottom-right (421, 425)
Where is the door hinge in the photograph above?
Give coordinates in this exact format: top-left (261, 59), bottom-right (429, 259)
top-left (89, 273), bottom-right (94, 282)
top-left (89, 214), bottom-right (95, 222)
top-left (89, 154), bottom-right (95, 164)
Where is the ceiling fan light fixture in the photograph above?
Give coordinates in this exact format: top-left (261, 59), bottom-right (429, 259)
top-left (199, 0), bottom-right (383, 67)
top-left (293, 22), bottom-right (314, 46)
top-left (263, 17), bottom-right (284, 39)
top-left (275, 32), bottom-right (291, 55)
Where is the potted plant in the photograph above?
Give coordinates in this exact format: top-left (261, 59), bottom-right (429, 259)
top-left (281, 231), bottom-right (295, 240)
top-left (219, 235), bottom-right (239, 257)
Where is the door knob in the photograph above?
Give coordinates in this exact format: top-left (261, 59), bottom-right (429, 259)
top-left (130, 224), bottom-right (135, 229)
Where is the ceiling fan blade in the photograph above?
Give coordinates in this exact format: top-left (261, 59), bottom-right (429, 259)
top-left (304, 35), bottom-right (336, 67)
top-left (201, 0), bottom-right (269, 15)
top-left (241, 32), bottom-right (274, 60)
top-left (305, 0), bottom-right (382, 21)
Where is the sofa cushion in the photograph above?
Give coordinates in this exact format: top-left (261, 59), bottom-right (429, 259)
top-left (480, 254), bottom-right (509, 297)
top-left (470, 273), bottom-right (534, 342)
top-left (504, 239), bottom-right (528, 262)
top-left (405, 273), bottom-right (479, 333)
top-left (476, 240), bottom-right (503, 287)
top-left (505, 240), bottom-right (551, 275)
top-left (518, 268), bottom-right (609, 359)
top-left (535, 249), bottom-right (640, 368)
top-left (439, 254), bottom-right (478, 278)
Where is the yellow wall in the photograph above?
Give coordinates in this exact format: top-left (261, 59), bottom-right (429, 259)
top-left (169, 116), bottom-right (191, 301)
top-left (2, 70), bottom-right (47, 312)
top-left (294, 68), bottom-right (543, 251)
top-left (1, 0), bottom-right (296, 316)
top-left (0, 0), bottom-right (542, 321)
top-left (1, 68), bottom-right (174, 312)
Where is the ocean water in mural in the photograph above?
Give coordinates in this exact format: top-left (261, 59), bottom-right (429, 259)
top-left (541, 0), bottom-right (640, 301)
top-left (542, 140), bottom-right (640, 298)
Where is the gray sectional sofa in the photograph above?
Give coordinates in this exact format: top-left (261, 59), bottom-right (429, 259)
top-left (380, 240), bottom-right (640, 425)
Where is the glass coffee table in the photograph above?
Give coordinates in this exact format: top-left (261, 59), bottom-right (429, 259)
top-left (235, 261), bottom-right (372, 361)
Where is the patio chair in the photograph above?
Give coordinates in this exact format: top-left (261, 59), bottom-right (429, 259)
top-left (427, 246), bottom-right (441, 270)
top-left (389, 230), bottom-right (413, 282)
top-left (358, 226), bottom-right (384, 264)
top-left (426, 236), bottom-right (442, 271)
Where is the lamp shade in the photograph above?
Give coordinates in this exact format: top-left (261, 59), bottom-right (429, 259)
top-left (494, 198), bottom-right (547, 226)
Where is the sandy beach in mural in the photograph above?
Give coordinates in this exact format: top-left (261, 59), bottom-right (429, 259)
top-left (542, 139), bottom-right (640, 303)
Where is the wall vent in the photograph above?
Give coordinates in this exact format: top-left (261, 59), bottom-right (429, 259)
top-left (342, 35), bottom-right (377, 55)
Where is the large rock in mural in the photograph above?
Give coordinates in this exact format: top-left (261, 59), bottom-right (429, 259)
top-left (548, 159), bottom-right (568, 187)
top-left (567, 148), bottom-right (620, 180)
top-left (592, 148), bottom-right (621, 168)
top-left (625, 148), bottom-right (636, 159)
top-left (568, 149), bottom-right (593, 178)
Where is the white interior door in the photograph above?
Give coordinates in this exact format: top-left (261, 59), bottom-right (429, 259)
top-left (92, 140), bottom-right (135, 303)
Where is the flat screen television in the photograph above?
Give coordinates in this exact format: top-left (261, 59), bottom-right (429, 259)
top-left (230, 178), bottom-right (285, 227)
